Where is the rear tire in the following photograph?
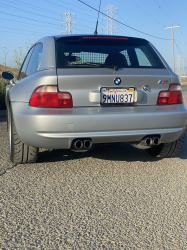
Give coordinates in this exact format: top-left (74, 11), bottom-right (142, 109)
top-left (6, 107), bottom-right (9, 131)
top-left (146, 134), bottom-right (185, 158)
top-left (9, 108), bottom-right (38, 164)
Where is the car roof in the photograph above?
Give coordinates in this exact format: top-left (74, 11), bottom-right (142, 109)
top-left (54, 34), bottom-right (148, 42)
top-left (35, 34), bottom-right (148, 43)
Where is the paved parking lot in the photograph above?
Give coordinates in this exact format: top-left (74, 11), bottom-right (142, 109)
top-left (0, 86), bottom-right (187, 249)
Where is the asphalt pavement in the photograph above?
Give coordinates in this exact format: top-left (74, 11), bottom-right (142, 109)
top-left (0, 87), bottom-right (187, 249)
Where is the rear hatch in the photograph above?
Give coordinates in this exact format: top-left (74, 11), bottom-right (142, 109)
top-left (56, 36), bottom-right (171, 106)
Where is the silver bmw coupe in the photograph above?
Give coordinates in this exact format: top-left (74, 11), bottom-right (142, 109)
top-left (2, 35), bottom-right (187, 163)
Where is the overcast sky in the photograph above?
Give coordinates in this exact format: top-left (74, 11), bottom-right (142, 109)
top-left (0, 0), bottom-right (186, 72)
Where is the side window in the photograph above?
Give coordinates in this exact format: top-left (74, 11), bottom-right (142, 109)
top-left (135, 48), bottom-right (152, 67)
top-left (18, 46), bottom-right (35, 80)
top-left (26, 43), bottom-right (43, 76)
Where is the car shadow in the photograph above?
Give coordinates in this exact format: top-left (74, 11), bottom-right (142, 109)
top-left (176, 136), bottom-right (187, 160)
top-left (0, 118), bottom-right (7, 123)
top-left (37, 139), bottom-right (187, 163)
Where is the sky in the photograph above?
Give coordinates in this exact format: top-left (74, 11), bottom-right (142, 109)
top-left (0, 0), bottom-right (187, 73)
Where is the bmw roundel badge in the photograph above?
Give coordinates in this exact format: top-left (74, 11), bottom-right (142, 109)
top-left (114, 78), bottom-right (121, 85)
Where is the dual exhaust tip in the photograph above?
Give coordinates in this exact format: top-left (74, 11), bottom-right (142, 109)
top-left (142, 137), bottom-right (161, 146)
top-left (73, 137), bottom-right (160, 149)
top-left (73, 139), bottom-right (92, 150)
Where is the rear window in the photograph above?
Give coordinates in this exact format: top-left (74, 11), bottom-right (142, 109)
top-left (55, 36), bottom-right (165, 69)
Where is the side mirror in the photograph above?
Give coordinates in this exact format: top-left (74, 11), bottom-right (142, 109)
top-left (1, 71), bottom-right (14, 81)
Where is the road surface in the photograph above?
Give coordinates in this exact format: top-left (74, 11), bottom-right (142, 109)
top-left (0, 86), bottom-right (187, 249)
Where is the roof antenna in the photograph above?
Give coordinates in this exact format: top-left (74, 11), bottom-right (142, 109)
top-left (94, 0), bottom-right (101, 35)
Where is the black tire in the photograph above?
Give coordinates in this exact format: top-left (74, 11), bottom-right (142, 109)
top-left (6, 107), bottom-right (9, 132)
top-left (146, 134), bottom-right (185, 158)
top-left (9, 108), bottom-right (38, 164)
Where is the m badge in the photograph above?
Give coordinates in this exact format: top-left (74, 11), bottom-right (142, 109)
top-left (158, 80), bottom-right (168, 84)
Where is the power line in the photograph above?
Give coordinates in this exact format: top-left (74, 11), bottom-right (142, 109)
top-left (0, 26), bottom-right (49, 35)
top-left (0, 11), bottom-right (60, 26)
top-left (77, 0), bottom-right (99, 8)
top-left (181, 31), bottom-right (187, 46)
top-left (0, 2), bottom-right (102, 26)
top-left (55, 0), bottom-right (98, 13)
top-left (0, 17), bottom-right (61, 29)
top-left (0, 10), bottom-right (96, 32)
top-left (0, 0), bottom-right (110, 34)
top-left (117, 13), bottom-right (136, 37)
top-left (5, 0), bottom-right (60, 16)
top-left (1, 1), bottom-right (102, 25)
top-left (0, 29), bottom-right (42, 36)
top-left (6, 0), bottom-right (99, 24)
top-left (0, 17), bottom-right (95, 34)
top-left (0, 1), bottom-right (104, 34)
top-left (77, 19), bottom-right (102, 32)
top-left (43, 0), bottom-right (101, 20)
top-left (152, 0), bottom-right (179, 25)
top-left (116, 25), bottom-right (131, 36)
top-left (0, 3), bottom-right (61, 22)
top-left (130, 0), bottom-right (168, 29)
top-left (129, 0), bottom-right (171, 38)
top-left (6, 0), bottom-right (97, 16)
top-left (152, 0), bottom-right (187, 47)
top-left (78, 0), bottom-right (171, 40)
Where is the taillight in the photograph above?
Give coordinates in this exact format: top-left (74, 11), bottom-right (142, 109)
top-left (157, 84), bottom-right (183, 105)
top-left (29, 85), bottom-right (73, 108)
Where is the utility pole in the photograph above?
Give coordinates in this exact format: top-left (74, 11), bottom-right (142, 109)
top-left (102, 4), bottom-right (118, 34)
top-left (165, 24), bottom-right (180, 73)
top-left (61, 12), bottom-right (76, 34)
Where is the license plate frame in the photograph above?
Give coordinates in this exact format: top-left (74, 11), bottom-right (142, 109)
top-left (100, 87), bottom-right (135, 106)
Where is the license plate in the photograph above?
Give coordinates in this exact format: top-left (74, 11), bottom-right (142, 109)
top-left (101, 88), bottom-right (134, 105)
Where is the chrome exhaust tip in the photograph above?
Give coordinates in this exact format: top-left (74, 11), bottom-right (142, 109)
top-left (84, 140), bottom-right (92, 149)
top-left (73, 140), bottom-right (83, 149)
top-left (153, 137), bottom-right (161, 145)
top-left (145, 138), bottom-right (153, 146)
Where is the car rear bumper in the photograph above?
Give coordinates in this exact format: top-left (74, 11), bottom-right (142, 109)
top-left (11, 102), bottom-right (187, 149)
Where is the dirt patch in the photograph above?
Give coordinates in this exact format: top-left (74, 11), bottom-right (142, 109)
top-left (0, 64), bottom-right (18, 77)
top-left (181, 79), bottom-right (187, 86)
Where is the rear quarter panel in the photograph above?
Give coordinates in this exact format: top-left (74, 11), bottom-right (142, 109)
top-left (9, 69), bottom-right (57, 102)
top-left (9, 36), bottom-right (57, 103)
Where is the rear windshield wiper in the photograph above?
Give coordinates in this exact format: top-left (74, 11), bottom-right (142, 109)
top-left (87, 62), bottom-right (118, 70)
top-left (101, 64), bottom-right (118, 71)
top-left (66, 62), bottom-right (118, 70)
top-left (67, 63), bottom-right (98, 68)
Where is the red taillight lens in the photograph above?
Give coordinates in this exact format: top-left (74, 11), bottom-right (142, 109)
top-left (29, 85), bottom-right (73, 108)
top-left (157, 84), bottom-right (183, 105)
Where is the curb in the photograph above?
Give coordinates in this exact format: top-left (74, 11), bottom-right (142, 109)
top-left (0, 110), bottom-right (6, 118)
